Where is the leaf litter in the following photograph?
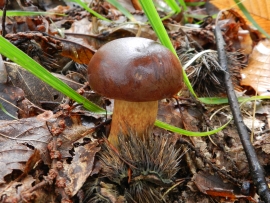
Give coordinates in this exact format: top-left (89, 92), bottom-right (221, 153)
top-left (0, 1), bottom-right (270, 202)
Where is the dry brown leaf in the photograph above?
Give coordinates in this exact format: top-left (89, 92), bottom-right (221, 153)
top-left (6, 62), bottom-right (83, 107)
top-left (0, 142), bottom-right (34, 185)
top-left (5, 32), bottom-right (95, 65)
top-left (0, 112), bottom-right (81, 185)
top-left (156, 100), bottom-right (183, 129)
top-left (65, 18), bottom-right (92, 35)
top-left (210, 0), bottom-right (270, 34)
top-left (0, 117), bottom-right (51, 184)
top-left (0, 82), bottom-right (24, 120)
top-left (254, 134), bottom-right (270, 154)
top-left (240, 40), bottom-right (270, 95)
top-left (64, 140), bottom-right (101, 196)
top-left (47, 5), bottom-right (70, 14)
top-left (193, 172), bottom-right (257, 202)
top-left (0, 175), bottom-right (36, 200)
top-left (6, 62), bottom-right (64, 106)
top-left (65, 23), bottom-right (157, 51)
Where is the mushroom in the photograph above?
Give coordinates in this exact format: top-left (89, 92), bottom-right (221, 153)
top-left (87, 37), bottom-right (183, 146)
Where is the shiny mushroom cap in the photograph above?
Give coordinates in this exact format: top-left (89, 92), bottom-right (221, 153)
top-left (88, 37), bottom-right (183, 102)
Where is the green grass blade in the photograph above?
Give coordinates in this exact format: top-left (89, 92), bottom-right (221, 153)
top-left (0, 36), bottom-right (106, 114)
top-left (160, 11), bottom-right (176, 22)
top-left (164, 0), bottom-right (181, 13)
top-left (139, 0), bottom-right (176, 54)
top-left (0, 103), bottom-right (17, 120)
top-left (199, 95), bottom-right (270, 105)
top-left (106, 0), bottom-right (136, 22)
top-left (234, 0), bottom-right (270, 38)
top-left (139, 0), bottom-right (197, 98)
top-left (0, 11), bottom-right (66, 16)
top-left (198, 97), bottom-right (229, 104)
top-left (68, 0), bottom-right (111, 22)
top-left (155, 118), bottom-right (231, 136)
top-left (177, 0), bottom-right (187, 11)
top-left (185, 2), bottom-right (205, 7)
top-left (185, 13), bottom-right (208, 20)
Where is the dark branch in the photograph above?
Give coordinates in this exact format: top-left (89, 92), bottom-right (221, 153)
top-left (214, 25), bottom-right (270, 203)
top-left (1, 0), bottom-right (8, 37)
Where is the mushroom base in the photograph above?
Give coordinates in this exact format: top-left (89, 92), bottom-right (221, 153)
top-left (108, 99), bottom-right (158, 146)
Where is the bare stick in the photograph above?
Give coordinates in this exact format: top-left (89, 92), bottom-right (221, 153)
top-left (214, 25), bottom-right (270, 202)
top-left (1, 0), bottom-right (8, 37)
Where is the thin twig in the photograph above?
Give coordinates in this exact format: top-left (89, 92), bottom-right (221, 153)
top-left (1, 0), bottom-right (8, 37)
top-left (214, 25), bottom-right (270, 202)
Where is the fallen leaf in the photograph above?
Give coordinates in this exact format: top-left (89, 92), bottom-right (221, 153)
top-left (6, 62), bottom-right (64, 106)
top-left (210, 0), bottom-right (270, 35)
top-left (254, 134), bottom-right (270, 154)
top-left (0, 175), bottom-right (36, 200)
top-left (6, 62), bottom-right (84, 107)
top-left (241, 40), bottom-right (270, 95)
top-left (16, 149), bottom-right (41, 181)
top-left (0, 142), bottom-right (34, 185)
top-left (193, 171), bottom-right (257, 202)
top-left (5, 32), bottom-right (95, 65)
top-left (243, 116), bottom-right (265, 133)
top-left (64, 140), bottom-right (101, 196)
top-left (65, 24), bottom-right (157, 51)
top-left (0, 82), bottom-right (24, 120)
top-left (0, 113), bottom-right (77, 184)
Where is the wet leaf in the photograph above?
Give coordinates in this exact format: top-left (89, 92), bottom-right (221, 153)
top-left (6, 62), bottom-right (64, 106)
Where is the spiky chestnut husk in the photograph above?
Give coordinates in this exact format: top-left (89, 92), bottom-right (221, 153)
top-left (82, 178), bottom-right (124, 203)
top-left (98, 131), bottom-right (182, 203)
top-left (178, 50), bottom-right (245, 97)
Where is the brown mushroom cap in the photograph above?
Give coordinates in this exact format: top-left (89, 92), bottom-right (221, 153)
top-left (88, 37), bottom-right (183, 102)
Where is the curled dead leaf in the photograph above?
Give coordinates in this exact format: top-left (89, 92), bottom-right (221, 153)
top-left (241, 40), bottom-right (270, 95)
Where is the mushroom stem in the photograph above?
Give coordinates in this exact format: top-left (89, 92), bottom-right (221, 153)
top-left (108, 99), bottom-right (158, 146)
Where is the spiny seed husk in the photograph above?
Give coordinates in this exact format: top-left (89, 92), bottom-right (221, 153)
top-left (178, 50), bottom-right (245, 97)
top-left (99, 132), bottom-right (182, 203)
top-left (83, 180), bottom-right (120, 203)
